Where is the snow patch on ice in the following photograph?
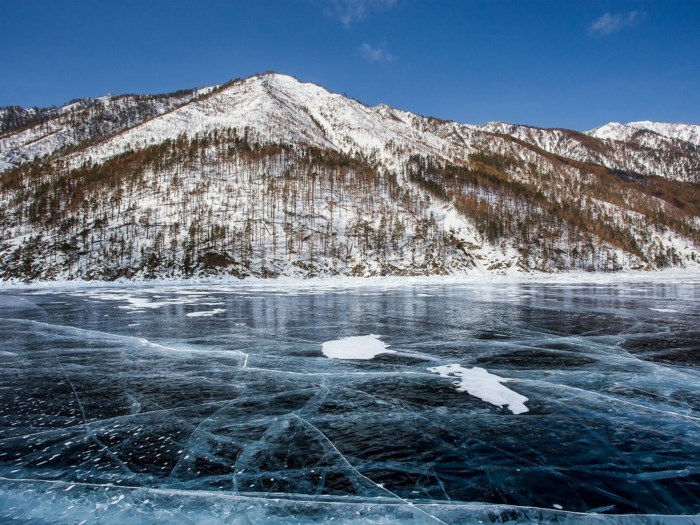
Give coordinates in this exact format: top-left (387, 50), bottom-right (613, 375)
top-left (428, 363), bottom-right (529, 414)
top-left (321, 334), bottom-right (395, 360)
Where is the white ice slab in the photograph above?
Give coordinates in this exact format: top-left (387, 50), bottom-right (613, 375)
top-left (428, 363), bottom-right (529, 414)
top-left (321, 334), bottom-right (395, 360)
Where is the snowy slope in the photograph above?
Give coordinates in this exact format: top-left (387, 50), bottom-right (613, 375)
top-left (589, 121), bottom-right (700, 147)
top-left (480, 121), bottom-right (699, 183)
top-left (0, 87), bottom-right (212, 172)
top-left (66, 74), bottom-right (459, 172)
top-left (64, 75), bottom-right (700, 183)
top-left (2, 73), bottom-right (698, 183)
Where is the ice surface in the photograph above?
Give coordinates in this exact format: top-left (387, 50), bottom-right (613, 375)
top-left (0, 280), bottom-right (698, 523)
top-left (186, 308), bottom-right (226, 317)
top-left (321, 334), bottom-right (395, 360)
top-left (427, 364), bottom-right (529, 414)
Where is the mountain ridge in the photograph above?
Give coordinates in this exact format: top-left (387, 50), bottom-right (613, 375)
top-left (0, 73), bottom-right (698, 281)
top-left (2, 72), bottom-right (699, 190)
top-left (3, 73), bottom-right (699, 143)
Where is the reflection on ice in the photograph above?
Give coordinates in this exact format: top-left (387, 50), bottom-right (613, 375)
top-left (427, 364), bottom-right (529, 414)
top-left (0, 279), bottom-right (698, 523)
top-left (186, 308), bottom-right (226, 317)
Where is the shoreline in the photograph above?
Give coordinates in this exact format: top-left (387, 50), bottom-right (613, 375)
top-left (1, 268), bottom-right (699, 291)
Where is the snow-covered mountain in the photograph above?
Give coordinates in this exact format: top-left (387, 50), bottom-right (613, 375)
top-left (0, 87), bottom-right (213, 172)
top-left (588, 121), bottom-right (700, 148)
top-left (0, 73), bottom-right (698, 281)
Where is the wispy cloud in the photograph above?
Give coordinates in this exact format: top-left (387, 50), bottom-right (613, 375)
top-left (589, 10), bottom-right (646, 36)
top-left (324, 0), bottom-right (397, 27)
top-left (358, 42), bottom-right (395, 63)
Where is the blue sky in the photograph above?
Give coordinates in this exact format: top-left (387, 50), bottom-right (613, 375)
top-left (1, 0), bottom-right (698, 130)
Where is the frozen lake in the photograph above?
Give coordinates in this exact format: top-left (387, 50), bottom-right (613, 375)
top-left (0, 278), bottom-right (698, 523)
